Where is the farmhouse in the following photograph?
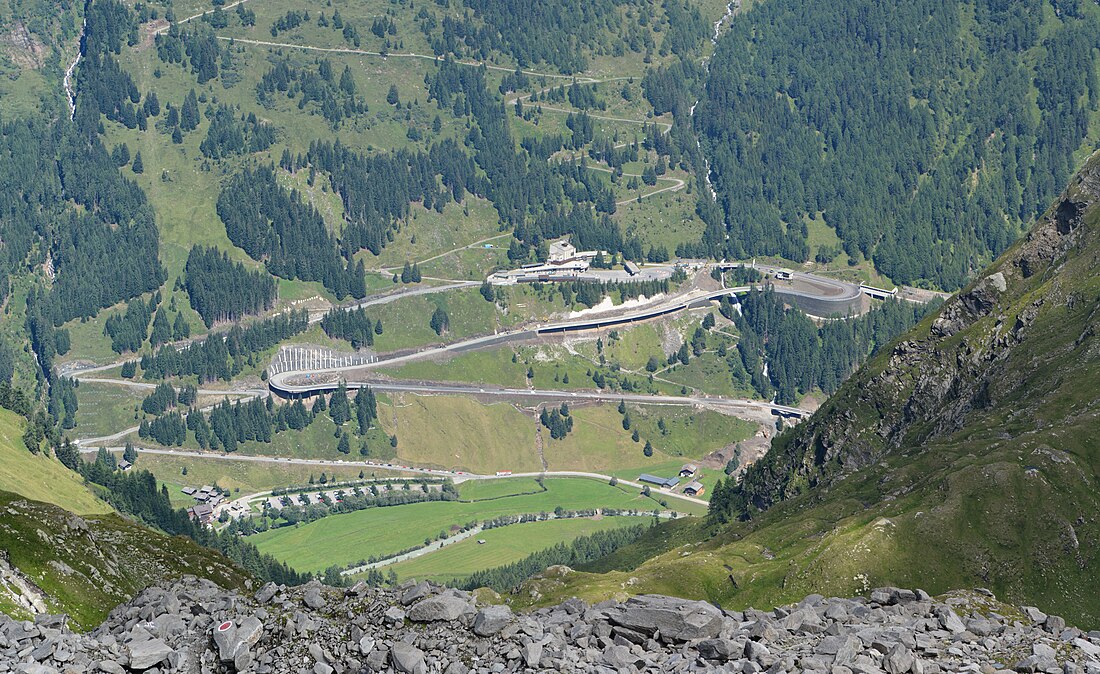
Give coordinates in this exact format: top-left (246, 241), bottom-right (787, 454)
top-left (679, 464), bottom-right (698, 478)
top-left (683, 481), bottom-right (705, 496)
top-left (638, 474), bottom-right (679, 489)
top-left (117, 459), bottom-right (132, 471)
top-left (187, 503), bottom-right (214, 524)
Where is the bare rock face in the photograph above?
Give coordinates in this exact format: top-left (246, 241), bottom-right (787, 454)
top-left (1, 578), bottom-right (1098, 673)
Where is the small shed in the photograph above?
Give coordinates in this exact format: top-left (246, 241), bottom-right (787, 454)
top-left (623, 260), bottom-right (641, 276)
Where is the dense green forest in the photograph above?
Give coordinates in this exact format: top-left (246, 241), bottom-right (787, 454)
top-left (217, 165), bottom-right (368, 300)
top-left (139, 310), bottom-right (308, 382)
top-left (256, 58), bottom-right (367, 128)
top-left (424, 58), bottom-right (639, 259)
top-left (416, 0), bottom-right (708, 73)
top-left (139, 382), bottom-right (380, 453)
top-left (184, 246), bottom-right (278, 327)
top-left (320, 308), bottom-right (380, 349)
top-left (717, 291), bottom-right (936, 404)
top-left (692, 0), bottom-right (1100, 289)
top-left (0, 0), bottom-right (168, 434)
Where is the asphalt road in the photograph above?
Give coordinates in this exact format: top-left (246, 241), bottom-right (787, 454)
top-left (326, 380), bottom-right (802, 419)
top-left (74, 445), bottom-right (710, 508)
top-left (267, 265), bottom-right (861, 400)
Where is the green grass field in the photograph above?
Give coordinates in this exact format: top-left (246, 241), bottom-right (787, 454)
top-left (368, 287), bottom-right (518, 352)
top-left (384, 515), bottom-right (650, 584)
top-left (542, 403), bottom-right (752, 478)
top-left (73, 381), bottom-right (144, 439)
top-left (661, 351), bottom-right (758, 398)
top-left (0, 409), bottom-right (109, 515)
top-left (378, 395), bottom-right (542, 474)
top-left (249, 477), bottom-right (669, 571)
top-left (363, 199), bottom-right (506, 272)
top-left (456, 477), bottom-right (546, 500)
top-left (417, 243), bottom-right (511, 281)
top-left (385, 348), bottom-right (530, 387)
top-left (384, 339), bottom-right (676, 396)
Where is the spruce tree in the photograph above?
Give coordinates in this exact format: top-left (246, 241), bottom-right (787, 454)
top-left (429, 306), bottom-right (449, 335)
top-left (329, 381), bottom-right (351, 425)
top-left (180, 89), bottom-right (200, 131)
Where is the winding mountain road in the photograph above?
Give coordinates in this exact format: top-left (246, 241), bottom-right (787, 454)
top-left (214, 36), bottom-right (596, 80)
top-left (267, 266), bottom-right (863, 399)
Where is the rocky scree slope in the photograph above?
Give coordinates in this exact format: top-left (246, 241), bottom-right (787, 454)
top-left (6, 576), bottom-right (1100, 674)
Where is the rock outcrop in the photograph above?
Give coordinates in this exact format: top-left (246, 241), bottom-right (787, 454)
top-left (3, 577), bottom-right (1100, 674)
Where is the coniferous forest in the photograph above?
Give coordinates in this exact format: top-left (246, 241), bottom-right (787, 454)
top-left (692, 0), bottom-right (1100, 289)
top-left (217, 166), bottom-right (367, 300)
top-left (184, 246), bottom-right (278, 327)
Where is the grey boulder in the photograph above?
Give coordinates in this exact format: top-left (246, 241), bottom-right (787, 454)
top-left (407, 591), bottom-right (472, 622)
top-left (390, 642), bottom-right (427, 674)
top-left (609, 594), bottom-right (725, 642)
top-left (126, 638), bottom-right (174, 670)
top-left (303, 585), bottom-right (326, 609)
top-left (472, 605), bottom-right (514, 637)
top-left (699, 638), bottom-right (744, 661)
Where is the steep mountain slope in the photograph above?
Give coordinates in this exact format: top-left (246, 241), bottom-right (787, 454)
top-left (0, 407), bottom-right (108, 515)
top-left (725, 150), bottom-right (1100, 517)
top-left (0, 491), bottom-right (252, 629)
top-left (0, 410), bottom-right (251, 629)
top-left (519, 152), bottom-right (1100, 625)
top-left (695, 0), bottom-right (1100, 289)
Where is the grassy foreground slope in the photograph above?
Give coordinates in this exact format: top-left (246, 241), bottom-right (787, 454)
top-left (518, 153), bottom-right (1100, 627)
top-left (0, 408), bottom-right (108, 515)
